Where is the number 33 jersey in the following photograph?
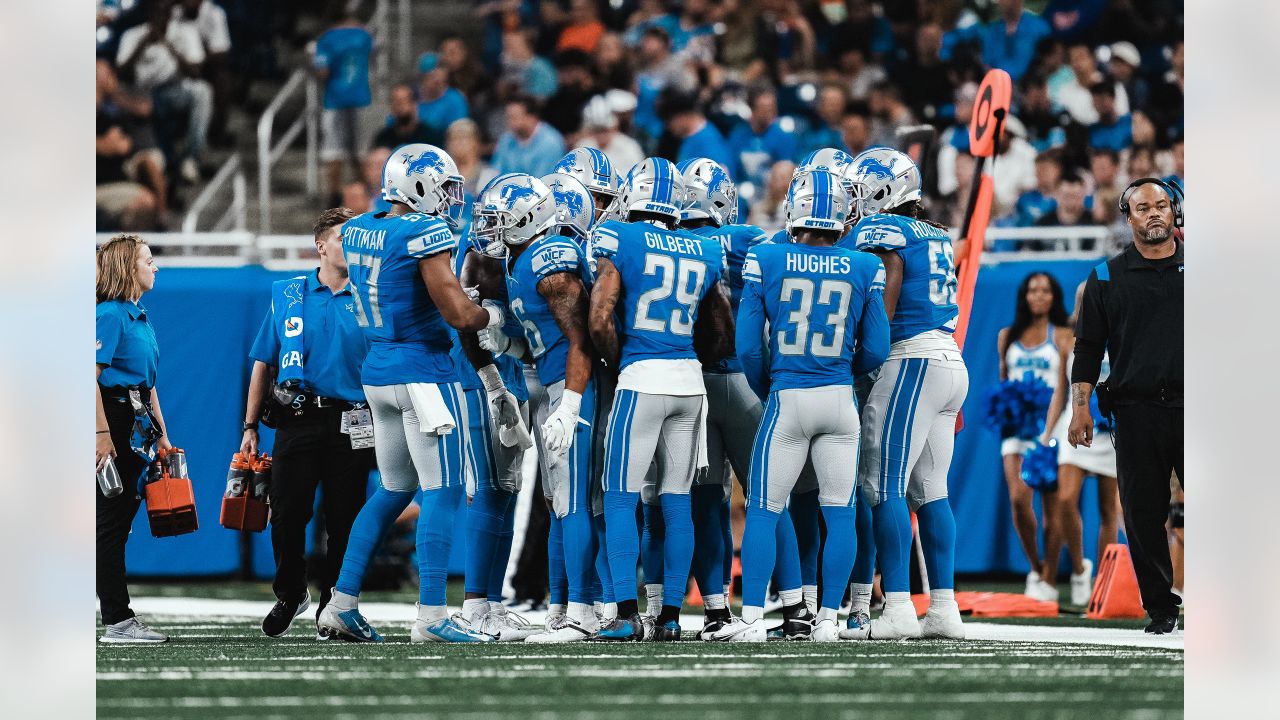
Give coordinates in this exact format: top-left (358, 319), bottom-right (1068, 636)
top-left (591, 219), bottom-right (725, 370)
top-left (840, 214), bottom-right (958, 345)
top-left (341, 211), bottom-right (457, 386)
top-left (738, 242), bottom-right (888, 396)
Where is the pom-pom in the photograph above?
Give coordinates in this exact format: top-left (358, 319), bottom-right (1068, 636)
top-left (984, 371), bottom-right (1054, 440)
top-left (1020, 440), bottom-right (1059, 492)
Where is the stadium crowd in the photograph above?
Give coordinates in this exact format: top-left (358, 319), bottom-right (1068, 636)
top-left (97, 0), bottom-right (1184, 244)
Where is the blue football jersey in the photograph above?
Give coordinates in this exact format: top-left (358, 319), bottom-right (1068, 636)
top-left (448, 233), bottom-right (529, 401)
top-left (689, 223), bottom-right (769, 373)
top-left (591, 219), bottom-right (725, 370)
top-left (506, 233), bottom-right (595, 387)
top-left (841, 213), bottom-right (958, 344)
top-left (341, 211), bottom-right (457, 386)
top-left (738, 243), bottom-right (889, 396)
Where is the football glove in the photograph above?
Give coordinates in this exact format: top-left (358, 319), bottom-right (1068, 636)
top-left (477, 364), bottom-right (521, 430)
top-left (541, 390), bottom-right (586, 456)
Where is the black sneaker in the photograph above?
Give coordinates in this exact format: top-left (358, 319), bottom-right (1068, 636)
top-left (1144, 613), bottom-right (1179, 635)
top-left (700, 610), bottom-right (733, 640)
top-left (767, 604), bottom-right (814, 641)
top-left (262, 592), bottom-right (311, 638)
top-left (654, 619), bottom-right (683, 641)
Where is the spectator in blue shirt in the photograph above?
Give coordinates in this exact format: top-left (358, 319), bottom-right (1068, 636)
top-left (313, 10), bottom-right (374, 202)
top-left (796, 83), bottom-right (850, 160)
top-left (1014, 150), bottom-right (1064, 226)
top-left (728, 87), bottom-right (798, 191)
top-left (417, 53), bottom-right (469, 135)
top-left (1087, 82), bottom-right (1132, 153)
top-left (941, 0), bottom-right (1051, 82)
top-left (666, 92), bottom-right (734, 173)
top-left (491, 96), bottom-right (566, 177)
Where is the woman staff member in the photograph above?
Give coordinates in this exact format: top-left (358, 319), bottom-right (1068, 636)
top-left (996, 271), bottom-right (1071, 603)
top-left (96, 234), bottom-right (172, 644)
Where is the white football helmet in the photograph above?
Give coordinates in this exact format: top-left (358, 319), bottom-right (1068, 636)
top-left (796, 148), bottom-right (855, 181)
top-left (472, 174), bottom-right (556, 256)
top-left (846, 147), bottom-right (922, 221)
top-left (553, 147), bottom-right (619, 221)
top-left (784, 168), bottom-right (852, 236)
top-left (382, 143), bottom-right (466, 228)
top-left (541, 173), bottom-right (595, 245)
top-left (618, 157), bottom-right (685, 225)
top-left (678, 157), bottom-right (738, 226)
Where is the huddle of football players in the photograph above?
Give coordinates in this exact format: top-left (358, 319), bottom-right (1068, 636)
top-left (314, 139), bottom-right (966, 644)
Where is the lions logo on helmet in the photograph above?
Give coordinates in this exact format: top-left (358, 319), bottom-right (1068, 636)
top-left (784, 168), bottom-right (852, 236)
top-left (382, 143), bottom-right (465, 228)
top-left (472, 174), bottom-right (557, 256)
top-left (541, 173), bottom-right (595, 244)
top-left (797, 148), bottom-right (854, 178)
top-left (554, 148), bottom-right (619, 221)
top-left (677, 157), bottom-right (738, 226)
top-left (845, 147), bottom-right (922, 222)
top-left (617, 157), bottom-right (684, 225)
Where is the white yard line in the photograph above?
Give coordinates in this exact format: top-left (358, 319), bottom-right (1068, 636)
top-left (116, 596), bottom-right (1182, 650)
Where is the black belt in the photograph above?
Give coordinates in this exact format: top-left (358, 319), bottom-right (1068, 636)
top-left (99, 385), bottom-right (152, 403)
top-left (1112, 386), bottom-right (1183, 405)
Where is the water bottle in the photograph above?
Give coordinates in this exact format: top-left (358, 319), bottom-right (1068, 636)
top-left (225, 452), bottom-right (252, 498)
top-left (164, 447), bottom-right (189, 480)
top-left (251, 454), bottom-right (272, 500)
top-left (146, 458), bottom-right (164, 485)
top-left (97, 456), bottom-right (123, 498)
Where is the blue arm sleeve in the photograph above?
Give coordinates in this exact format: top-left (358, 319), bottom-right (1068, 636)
top-left (853, 289), bottom-right (890, 378)
top-left (736, 278), bottom-right (769, 401)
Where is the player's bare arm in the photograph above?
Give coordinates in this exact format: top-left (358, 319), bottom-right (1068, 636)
top-left (588, 257), bottom-right (622, 368)
top-left (693, 280), bottom-right (735, 365)
top-left (538, 271), bottom-right (595, 395)
top-left (459, 249), bottom-right (528, 364)
top-left (868, 248), bottom-right (904, 320)
top-left (420, 253), bottom-right (495, 332)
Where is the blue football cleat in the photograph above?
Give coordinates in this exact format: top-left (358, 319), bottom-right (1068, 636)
top-left (316, 604), bottom-right (385, 643)
top-left (654, 619), bottom-right (682, 642)
top-left (411, 614), bottom-right (495, 643)
top-left (593, 614), bottom-right (646, 642)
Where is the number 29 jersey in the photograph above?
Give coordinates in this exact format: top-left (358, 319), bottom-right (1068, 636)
top-left (840, 213), bottom-right (958, 345)
top-left (341, 210), bottom-right (457, 386)
top-left (591, 219), bottom-right (724, 371)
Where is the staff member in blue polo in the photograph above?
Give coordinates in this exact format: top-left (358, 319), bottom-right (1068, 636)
top-left (241, 207), bottom-right (375, 638)
top-left (96, 234), bottom-right (174, 644)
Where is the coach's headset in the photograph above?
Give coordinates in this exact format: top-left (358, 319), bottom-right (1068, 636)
top-left (1118, 177), bottom-right (1184, 228)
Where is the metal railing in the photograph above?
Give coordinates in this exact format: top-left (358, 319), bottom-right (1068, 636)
top-left (182, 153), bottom-right (247, 234)
top-left (95, 232), bottom-right (256, 267)
top-left (257, 68), bottom-right (318, 235)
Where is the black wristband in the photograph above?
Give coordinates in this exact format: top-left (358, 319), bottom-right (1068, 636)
top-left (242, 421), bottom-right (259, 432)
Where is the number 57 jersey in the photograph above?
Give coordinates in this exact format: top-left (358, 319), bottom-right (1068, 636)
top-left (591, 219), bottom-right (725, 370)
top-left (840, 214), bottom-right (957, 345)
top-left (738, 242), bottom-right (888, 395)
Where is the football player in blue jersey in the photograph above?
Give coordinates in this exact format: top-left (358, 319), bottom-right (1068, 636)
top-left (710, 168), bottom-right (890, 642)
top-left (766, 148), bottom-right (856, 246)
top-left (468, 173), bottom-right (604, 642)
top-left (589, 157), bottom-right (736, 641)
top-left (448, 174), bottom-right (541, 642)
top-left (554, 147), bottom-right (620, 223)
top-left (840, 147), bottom-right (968, 640)
top-left (316, 144), bottom-right (518, 644)
top-left (675, 157), bottom-right (776, 638)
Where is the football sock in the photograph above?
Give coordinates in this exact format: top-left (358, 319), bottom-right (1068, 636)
top-left (641, 500), bottom-right (665, 586)
top-left (461, 598), bottom-right (489, 623)
top-left (816, 607), bottom-right (837, 624)
top-left (742, 605), bottom-right (764, 623)
top-left (548, 603), bottom-right (567, 617)
top-left (488, 490), bottom-right (517, 603)
top-left (568, 601), bottom-right (593, 624)
top-left (660, 492), bottom-right (695, 610)
top-left (464, 485), bottom-right (510, 597)
top-left (603, 602), bottom-right (617, 622)
top-left (818, 506), bottom-right (857, 611)
top-left (741, 505), bottom-right (781, 608)
top-left (872, 499), bottom-right (913, 594)
top-left (916, 498), bottom-right (957, 591)
top-left (791, 489), bottom-right (821, 588)
top-left (850, 583), bottom-right (873, 615)
top-left (644, 584), bottom-right (664, 615)
top-left (334, 486), bottom-right (414, 598)
top-left (603, 490), bottom-right (641, 604)
top-left (329, 590), bottom-right (358, 611)
top-left (851, 493), bottom-right (876, 585)
top-left (703, 593), bottom-right (727, 611)
top-left (547, 514), bottom-right (568, 606)
top-left (690, 484), bottom-right (726, 605)
top-left (563, 509), bottom-right (597, 604)
top-left (773, 507), bottom-right (803, 597)
top-left (884, 591), bottom-right (912, 609)
top-left (417, 485), bottom-right (462, 607)
top-left (616, 599), bottom-right (639, 619)
top-left (803, 585), bottom-right (818, 615)
top-left (930, 588), bottom-right (955, 605)
top-left (658, 604), bottom-right (681, 624)
top-left (417, 604), bottom-right (447, 624)
top-left (779, 588), bottom-right (804, 609)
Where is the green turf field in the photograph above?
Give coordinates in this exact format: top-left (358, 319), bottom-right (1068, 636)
top-left (98, 584), bottom-right (1183, 720)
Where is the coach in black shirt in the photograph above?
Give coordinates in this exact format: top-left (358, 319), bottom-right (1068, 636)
top-left (1068, 179), bottom-right (1183, 634)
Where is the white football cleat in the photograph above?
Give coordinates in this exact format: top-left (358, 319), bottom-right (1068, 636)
top-left (478, 607), bottom-right (538, 642)
top-left (811, 618), bottom-right (842, 642)
top-left (863, 602), bottom-right (921, 640)
top-left (1070, 559), bottom-right (1095, 607)
top-left (545, 609), bottom-right (568, 631)
top-left (527, 614), bottom-right (598, 643)
top-left (1027, 577), bottom-right (1060, 604)
top-left (706, 618), bottom-right (766, 642)
top-left (1024, 571), bottom-right (1039, 596)
top-left (920, 602), bottom-right (965, 639)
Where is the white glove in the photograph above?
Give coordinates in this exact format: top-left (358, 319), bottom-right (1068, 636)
top-left (478, 324), bottom-right (512, 355)
top-left (481, 299), bottom-right (505, 330)
top-left (541, 390), bottom-right (586, 457)
top-left (477, 364), bottom-right (521, 429)
top-left (463, 285), bottom-right (481, 303)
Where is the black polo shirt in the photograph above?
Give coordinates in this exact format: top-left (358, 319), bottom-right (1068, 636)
top-left (1071, 239), bottom-right (1184, 403)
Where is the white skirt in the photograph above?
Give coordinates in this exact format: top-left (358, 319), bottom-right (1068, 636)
top-left (1052, 412), bottom-right (1117, 478)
